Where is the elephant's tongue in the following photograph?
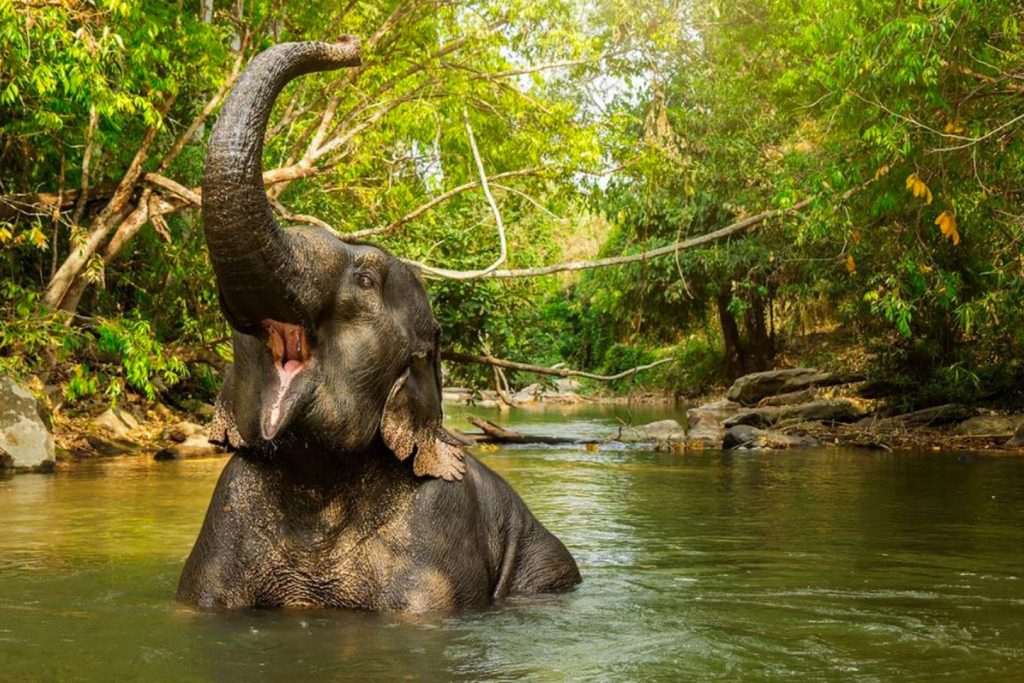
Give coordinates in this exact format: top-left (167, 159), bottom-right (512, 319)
top-left (262, 320), bottom-right (310, 440)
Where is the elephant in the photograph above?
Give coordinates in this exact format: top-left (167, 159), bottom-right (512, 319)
top-left (176, 38), bottom-right (581, 611)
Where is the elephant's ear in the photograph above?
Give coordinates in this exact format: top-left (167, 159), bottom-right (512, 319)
top-left (381, 347), bottom-right (465, 482)
top-left (210, 374), bottom-right (245, 450)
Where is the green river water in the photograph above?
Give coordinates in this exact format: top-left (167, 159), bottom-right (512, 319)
top-left (1, 404), bottom-right (1023, 681)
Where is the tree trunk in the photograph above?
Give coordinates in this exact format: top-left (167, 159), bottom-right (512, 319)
top-left (717, 292), bottom-right (745, 379)
top-left (742, 290), bottom-right (772, 372)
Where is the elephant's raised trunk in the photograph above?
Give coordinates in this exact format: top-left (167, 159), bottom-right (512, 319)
top-left (202, 39), bottom-right (361, 330)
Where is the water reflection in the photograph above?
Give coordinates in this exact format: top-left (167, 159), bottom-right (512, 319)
top-left (1, 406), bottom-right (1023, 680)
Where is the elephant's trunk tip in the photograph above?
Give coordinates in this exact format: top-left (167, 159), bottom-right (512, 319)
top-left (323, 37), bottom-right (362, 67)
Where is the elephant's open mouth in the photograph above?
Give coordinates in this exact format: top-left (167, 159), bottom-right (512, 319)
top-left (260, 319), bottom-right (313, 440)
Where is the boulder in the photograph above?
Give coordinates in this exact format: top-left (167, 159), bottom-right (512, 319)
top-left (554, 378), bottom-right (583, 393)
top-left (619, 419), bottom-right (686, 443)
top-left (0, 377), bottom-right (55, 472)
top-left (723, 424), bottom-right (819, 450)
top-left (725, 399), bottom-right (870, 428)
top-left (92, 406), bottom-right (140, 437)
top-left (723, 424), bottom-right (766, 449)
top-left (85, 435), bottom-right (138, 457)
top-left (957, 414), bottom-right (1023, 437)
top-left (757, 388), bottom-right (817, 407)
top-left (684, 410), bottom-right (725, 448)
top-left (1006, 422), bottom-right (1024, 449)
top-left (512, 383), bottom-right (544, 404)
top-left (154, 435), bottom-right (225, 461)
top-left (160, 420), bottom-right (206, 443)
top-left (545, 391), bottom-right (585, 405)
top-left (726, 368), bottom-right (835, 405)
top-left (691, 398), bottom-right (744, 422)
top-left (873, 404), bottom-right (977, 429)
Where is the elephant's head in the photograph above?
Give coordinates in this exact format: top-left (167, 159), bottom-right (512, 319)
top-left (202, 40), bottom-right (464, 481)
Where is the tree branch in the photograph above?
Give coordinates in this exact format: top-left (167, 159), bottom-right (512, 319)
top-left (411, 196), bottom-right (816, 280)
top-left (405, 107), bottom-right (508, 279)
top-left (342, 166), bottom-right (545, 239)
top-left (443, 351), bottom-right (674, 381)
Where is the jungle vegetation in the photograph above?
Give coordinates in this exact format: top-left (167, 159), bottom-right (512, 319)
top-left (2, 0), bottom-right (1023, 410)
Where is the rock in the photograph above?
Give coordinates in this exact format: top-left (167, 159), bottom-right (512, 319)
top-left (0, 377), bottom-right (55, 472)
top-left (442, 388), bottom-right (473, 403)
top-left (555, 378), bottom-right (583, 393)
top-left (545, 391), bottom-right (585, 405)
top-left (723, 424), bottom-right (819, 450)
top-left (1006, 422), bottom-right (1024, 449)
top-left (877, 404), bottom-right (977, 428)
top-left (85, 435), bottom-right (138, 457)
top-left (512, 383), bottom-right (544, 404)
top-left (723, 424), bottom-right (765, 449)
top-left (619, 419), bottom-right (687, 443)
top-left (757, 388), bottom-right (817, 407)
top-left (957, 414), bottom-right (1023, 436)
top-left (154, 435), bottom-right (225, 461)
top-left (726, 368), bottom-right (836, 405)
top-left (160, 420), bottom-right (206, 443)
top-left (692, 398), bottom-right (744, 422)
top-left (684, 410), bottom-right (724, 448)
top-left (92, 407), bottom-right (140, 437)
top-left (725, 399), bottom-right (870, 428)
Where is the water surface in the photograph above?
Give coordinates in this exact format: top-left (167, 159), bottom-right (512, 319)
top-left (2, 405), bottom-right (1023, 680)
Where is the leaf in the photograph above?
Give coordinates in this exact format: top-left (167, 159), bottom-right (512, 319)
top-left (935, 211), bottom-right (959, 245)
top-left (905, 173), bottom-right (933, 204)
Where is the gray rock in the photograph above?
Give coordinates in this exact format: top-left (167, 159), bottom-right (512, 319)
top-left (92, 407), bottom-right (140, 437)
top-left (684, 410), bottom-right (724, 448)
top-left (726, 368), bottom-right (834, 405)
top-left (160, 421), bottom-right (206, 443)
top-left (1006, 422), bottom-right (1024, 449)
top-left (723, 424), bottom-right (819, 450)
top-left (957, 414), bottom-right (1023, 436)
top-left (692, 398), bottom-right (744, 422)
top-left (620, 419), bottom-right (686, 443)
top-left (757, 388), bottom-right (817, 407)
top-left (512, 383), bottom-right (544, 404)
top-left (725, 399), bottom-right (870, 428)
top-left (555, 378), bottom-right (583, 393)
top-left (85, 435), bottom-right (138, 457)
top-left (0, 377), bottom-right (55, 472)
top-left (545, 391), bottom-right (585, 405)
top-left (873, 404), bottom-right (976, 429)
top-left (154, 436), bottom-right (225, 461)
top-left (723, 424), bottom-right (765, 449)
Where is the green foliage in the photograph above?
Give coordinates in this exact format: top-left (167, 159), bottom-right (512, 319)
top-left (3, 0), bottom-right (1024, 408)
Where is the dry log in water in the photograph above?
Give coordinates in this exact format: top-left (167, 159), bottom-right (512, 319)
top-left (463, 416), bottom-right (583, 445)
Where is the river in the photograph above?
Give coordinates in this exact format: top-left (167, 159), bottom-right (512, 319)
top-left (1, 404), bottom-right (1022, 680)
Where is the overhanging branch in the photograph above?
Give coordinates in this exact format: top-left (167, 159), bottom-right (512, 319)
top-left (443, 351), bottom-right (674, 381)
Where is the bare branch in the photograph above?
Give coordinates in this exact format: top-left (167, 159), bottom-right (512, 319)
top-left (443, 351), bottom-right (674, 381)
top-left (269, 197), bottom-right (338, 234)
top-left (411, 196), bottom-right (816, 280)
top-left (342, 166), bottom-right (545, 239)
top-left (405, 108), bottom-right (508, 279)
top-left (144, 173), bottom-right (201, 205)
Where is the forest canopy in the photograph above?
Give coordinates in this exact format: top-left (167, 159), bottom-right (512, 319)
top-left (2, 0), bottom-right (1023, 409)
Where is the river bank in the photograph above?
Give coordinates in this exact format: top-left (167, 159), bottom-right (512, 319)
top-left (4, 367), bottom-right (1024, 475)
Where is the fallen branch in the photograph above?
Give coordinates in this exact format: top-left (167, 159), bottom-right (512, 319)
top-left (467, 416), bottom-right (582, 445)
top-left (443, 351), bottom-right (674, 381)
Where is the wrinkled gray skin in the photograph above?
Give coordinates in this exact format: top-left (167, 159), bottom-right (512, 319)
top-left (177, 39), bottom-right (581, 611)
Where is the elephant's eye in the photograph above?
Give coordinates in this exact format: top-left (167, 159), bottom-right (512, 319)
top-left (355, 272), bottom-right (376, 290)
